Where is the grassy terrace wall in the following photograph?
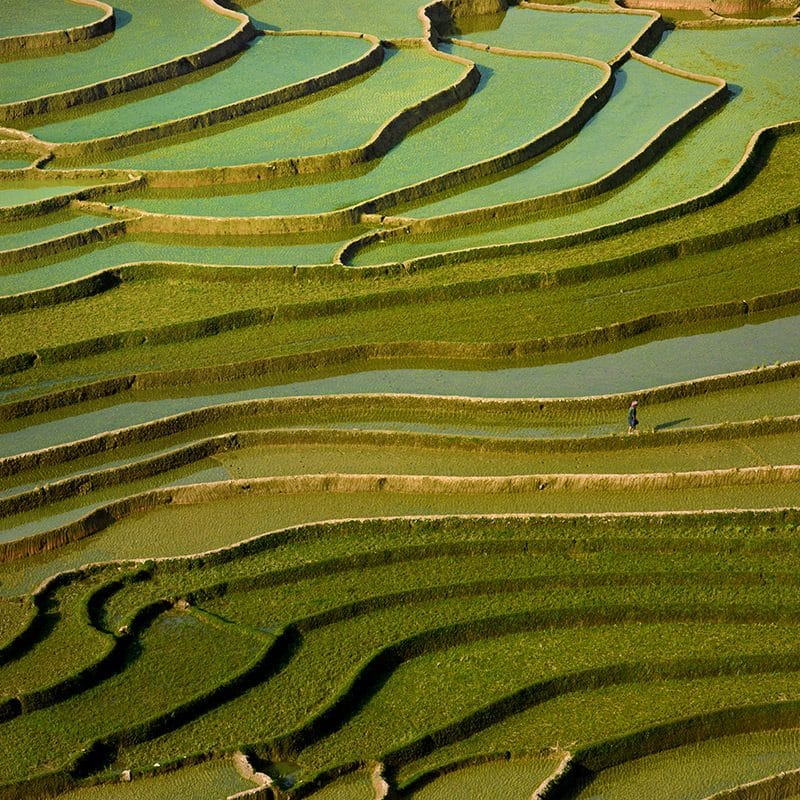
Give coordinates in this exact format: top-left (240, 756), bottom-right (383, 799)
top-left (4, 459), bottom-right (800, 562)
top-left (0, 0), bottom-right (256, 123)
top-left (1, 267), bottom-right (798, 381)
top-left (368, 51), bottom-right (726, 229)
top-left (340, 118), bottom-right (800, 268)
top-left (0, 0), bottom-right (115, 58)
top-left (134, 42), bottom-right (481, 188)
top-left (44, 31), bottom-right (386, 168)
top-left (2, 509), bottom-right (800, 796)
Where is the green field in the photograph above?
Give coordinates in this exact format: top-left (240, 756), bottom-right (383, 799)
top-left (0, 0), bottom-right (798, 797)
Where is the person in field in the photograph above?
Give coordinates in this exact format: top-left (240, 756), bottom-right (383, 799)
top-left (627, 400), bottom-right (639, 435)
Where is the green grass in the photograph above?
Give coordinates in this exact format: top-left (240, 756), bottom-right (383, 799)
top-left (102, 521), bottom-right (800, 774)
top-left (0, 210), bottom-right (113, 251)
top-left (0, 594), bottom-right (33, 650)
top-left (2, 427), bottom-right (797, 555)
top-left (4, 127), bottom-right (798, 380)
top-left (0, 5), bottom-right (798, 794)
top-left (53, 757), bottom-right (251, 800)
top-left (300, 769), bottom-right (375, 799)
top-left (0, 454), bottom-right (229, 543)
top-left (0, 180), bottom-right (92, 208)
top-left (395, 672), bottom-right (800, 784)
top-left (0, 577), bottom-right (112, 699)
top-left (575, 729), bottom-right (800, 800)
top-left (3, 511), bottom-right (800, 788)
top-left (0, 608), bottom-right (263, 783)
top-left (2, 223), bottom-right (798, 396)
top-left (243, 0), bottom-right (434, 41)
top-left (0, 231), bottom-right (360, 296)
top-left (217, 432), bottom-right (800, 477)
top-left (295, 619), bottom-right (800, 771)
top-left (406, 755), bottom-right (559, 800)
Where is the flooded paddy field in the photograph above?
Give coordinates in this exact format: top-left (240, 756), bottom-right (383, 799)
top-left (0, 0), bottom-right (797, 797)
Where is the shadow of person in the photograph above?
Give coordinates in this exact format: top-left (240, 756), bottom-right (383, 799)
top-left (654, 417), bottom-right (691, 431)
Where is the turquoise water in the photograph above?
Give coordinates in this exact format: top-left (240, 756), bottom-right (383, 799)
top-left (96, 47), bottom-right (460, 171)
top-left (244, 0), bottom-right (427, 41)
top-left (455, 4), bottom-right (649, 62)
top-left (117, 46), bottom-right (604, 216)
top-left (405, 56), bottom-right (716, 218)
top-left (0, 232), bottom-right (354, 295)
top-left (0, 0), bottom-right (102, 38)
top-left (0, 462), bottom-right (229, 544)
top-left (31, 33), bottom-right (371, 143)
top-left (0, 181), bottom-right (88, 207)
top-left (1, 312), bottom-right (796, 457)
top-left (353, 25), bottom-right (800, 263)
top-left (0, 0), bottom-right (236, 105)
top-left (0, 210), bottom-right (110, 251)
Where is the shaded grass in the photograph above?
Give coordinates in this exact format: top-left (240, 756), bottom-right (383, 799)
top-left (0, 576), bottom-right (111, 699)
top-left (405, 755), bottom-right (560, 800)
top-left (394, 672), bottom-right (800, 784)
top-left (295, 619), bottom-right (800, 771)
top-left (0, 595), bottom-right (33, 651)
top-left (0, 608), bottom-right (263, 783)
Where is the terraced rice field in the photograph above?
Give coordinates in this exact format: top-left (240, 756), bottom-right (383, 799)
top-left (0, 0), bottom-right (798, 797)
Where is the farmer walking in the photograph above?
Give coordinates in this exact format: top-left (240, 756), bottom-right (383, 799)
top-left (627, 400), bottom-right (639, 435)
